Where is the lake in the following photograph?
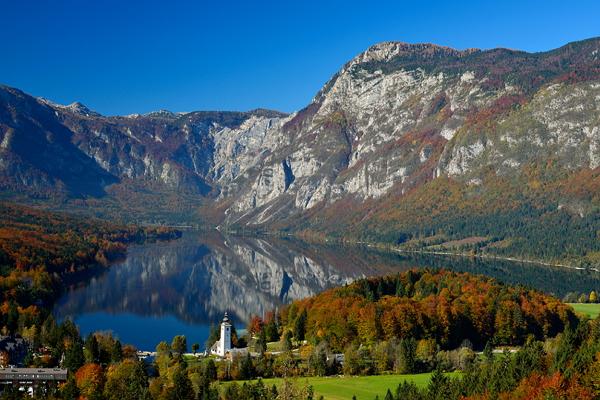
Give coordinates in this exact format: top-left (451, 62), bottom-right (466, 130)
top-left (53, 231), bottom-right (600, 351)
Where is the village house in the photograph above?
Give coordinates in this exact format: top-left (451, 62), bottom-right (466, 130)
top-left (0, 368), bottom-right (67, 396)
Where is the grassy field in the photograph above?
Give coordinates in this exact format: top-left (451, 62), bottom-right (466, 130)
top-left (224, 372), bottom-right (461, 400)
top-left (568, 303), bottom-right (600, 319)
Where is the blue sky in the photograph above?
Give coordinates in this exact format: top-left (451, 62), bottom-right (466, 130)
top-left (1, 0), bottom-right (599, 115)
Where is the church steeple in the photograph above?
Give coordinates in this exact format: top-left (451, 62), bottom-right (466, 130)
top-left (216, 311), bottom-right (232, 356)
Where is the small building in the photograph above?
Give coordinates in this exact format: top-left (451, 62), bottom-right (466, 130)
top-left (0, 368), bottom-right (67, 395)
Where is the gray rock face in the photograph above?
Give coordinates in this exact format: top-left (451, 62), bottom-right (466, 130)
top-left (220, 39), bottom-right (600, 226)
top-left (1, 37), bottom-right (599, 228)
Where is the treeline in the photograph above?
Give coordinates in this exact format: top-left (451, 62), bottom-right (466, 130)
top-left (278, 269), bottom-right (577, 351)
top-left (0, 202), bottom-right (180, 337)
top-left (0, 202), bottom-right (180, 273)
top-left (308, 166), bottom-right (600, 267)
top-left (380, 318), bottom-right (600, 400)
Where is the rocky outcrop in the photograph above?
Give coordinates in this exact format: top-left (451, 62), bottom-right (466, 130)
top-left (222, 38), bottom-right (600, 226)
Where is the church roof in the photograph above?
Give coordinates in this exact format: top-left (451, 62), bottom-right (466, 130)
top-left (222, 312), bottom-right (230, 323)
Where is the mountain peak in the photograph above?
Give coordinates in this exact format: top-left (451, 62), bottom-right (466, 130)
top-left (245, 108), bottom-right (289, 119)
top-left (65, 101), bottom-right (101, 117)
top-left (349, 41), bottom-right (478, 69)
top-left (144, 109), bottom-right (182, 119)
top-left (36, 96), bottom-right (102, 117)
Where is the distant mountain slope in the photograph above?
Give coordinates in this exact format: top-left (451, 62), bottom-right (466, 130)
top-left (0, 86), bottom-right (118, 196)
top-left (0, 37), bottom-right (599, 264)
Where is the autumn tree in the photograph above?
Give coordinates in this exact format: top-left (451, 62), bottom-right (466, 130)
top-left (103, 359), bottom-right (149, 400)
top-left (171, 335), bottom-right (187, 355)
top-left (75, 363), bottom-right (104, 399)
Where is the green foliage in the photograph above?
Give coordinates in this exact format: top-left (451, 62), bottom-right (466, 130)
top-left (85, 334), bottom-right (100, 363)
top-left (110, 340), bottom-right (122, 363)
top-left (63, 340), bottom-right (85, 371)
top-left (396, 338), bottom-right (417, 374)
top-left (308, 345), bottom-right (329, 377)
top-left (168, 364), bottom-right (195, 400)
top-left (104, 359), bottom-right (150, 400)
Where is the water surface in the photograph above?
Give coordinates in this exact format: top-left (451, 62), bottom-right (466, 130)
top-left (53, 231), bottom-right (600, 350)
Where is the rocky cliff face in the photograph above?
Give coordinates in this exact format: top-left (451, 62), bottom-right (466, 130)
top-left (1, 37), bottom-right (599, 251)
top-left (1, 86), bottom-right (287, 198)
top-left (224, 39), bottom-right (600, 227)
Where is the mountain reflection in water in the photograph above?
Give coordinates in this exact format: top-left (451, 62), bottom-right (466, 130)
top-left (53, 231), bottom-right (600, 350)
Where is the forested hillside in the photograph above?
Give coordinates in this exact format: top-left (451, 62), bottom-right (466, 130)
top-left (279, 269), bottom-right (577, 351)
top-left (0, 202), bottom-right (180, 336)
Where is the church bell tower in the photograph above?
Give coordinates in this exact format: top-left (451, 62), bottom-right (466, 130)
top-left (218, 312), bottom-right (232, 356)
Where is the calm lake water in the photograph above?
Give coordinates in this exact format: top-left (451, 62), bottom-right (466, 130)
top-left (53, 231), bottom-right (600, 351)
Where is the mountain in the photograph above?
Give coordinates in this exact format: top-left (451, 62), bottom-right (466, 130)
top-left (1, 37), bottom-right (600, 264)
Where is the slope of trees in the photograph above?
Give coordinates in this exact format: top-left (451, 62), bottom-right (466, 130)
top-left (388, 318), bottom-right (600, 400)
top-left (297, 165), bottom-right (600, 268)
top-left (279, 269), bottom-right (577, 351)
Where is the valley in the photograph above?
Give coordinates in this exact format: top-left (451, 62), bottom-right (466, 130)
top-left (1, 37), bottom-right (600, 268)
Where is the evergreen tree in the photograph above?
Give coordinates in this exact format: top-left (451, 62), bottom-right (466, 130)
top-left (265, 318), bottom-right (279, 342)
top-left (205, 324), bottom-right (220, 351)
top-left (308, 345), bottom-right (328, 376)
top-left (427, 368), bottom-right (451, 400)
top-left (169, 365), bottom-right (195, 400)
top-left (63, 341), bottom-right (84, 371)
top-left (395, 278), bottom-right (405, 297)
top-left (294, 309), bottom-right (308, 341)
top-left (85, 334), bottom-right (99, 363)
top-left (254, 327), bottom-right (268, 355)
top-left (376, 280), bottom-right (385, 300)
top-left (384, 388), bottom-right (394, 400)
top-left (110, 339), bottom-right (123, 363)
top-left (204, 358), bottom-right (217, 381)
top-left (483, 341), bottom-right (494, 362)
top-left (396, 381), bottom-right (423, 400)
top-left (6, 301), bottom-right (18, 334)
top-left (239, 353), bottom-right (255, 380)
top-left (282, 331), bottom-right (293, 351)
top-left (396, 338), bottom-right (416, 374)
top-left (60, 376), bottom-right (80, 400)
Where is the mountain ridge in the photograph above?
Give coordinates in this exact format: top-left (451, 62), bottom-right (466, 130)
top-left (1, 37), bottom-right (599, 265)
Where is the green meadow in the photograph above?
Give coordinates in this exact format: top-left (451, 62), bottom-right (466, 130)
top-left (568, 303), bottom-right (600, 319)
top-left (224, 372), bottom-right (461, 400)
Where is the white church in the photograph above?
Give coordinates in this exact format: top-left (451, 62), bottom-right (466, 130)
top-left (210, 312), bottom-right (247, 357)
